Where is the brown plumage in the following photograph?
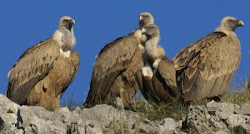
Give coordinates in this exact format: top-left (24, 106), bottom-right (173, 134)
top-left (26, 51), bottom-right (79, 110)
top-left (84, 12), bottom-right (155, 108)
top-left (138, 24), bottom-right (178, 104)
top-left (139, 57), bottom-right (178, 104)
top-left (84, 33), bottom-right (144, 108)
top-left (6, 16), bottom-right (79, 110)
top-left (173, 16), bottom-right (243, 102)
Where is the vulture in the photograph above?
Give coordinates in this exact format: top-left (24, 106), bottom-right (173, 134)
top-left (138, 24), bottom-right (179, 104)
top-left (173, 16), bottom-right (243, 102)
top-left (84, 12), bottom-right (154, 108)
top-left (6, 16), bottom-right (80, 110)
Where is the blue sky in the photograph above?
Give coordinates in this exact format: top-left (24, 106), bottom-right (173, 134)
top-left (0, 1), bottom-right (249, 104)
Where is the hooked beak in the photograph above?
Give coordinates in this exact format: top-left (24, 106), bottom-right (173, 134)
top-left (139, 15), bottom-right (143, 21)
top-left (237, 20), bottom-right (244, 27)
top-left (69, 19), bottom-right (75, 25)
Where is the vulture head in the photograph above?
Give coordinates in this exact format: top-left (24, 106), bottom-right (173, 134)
top-left (54, 16), bottom-right (76, 52)
top-left (141, 24), bottom-right (160, 39)
top-left (139, 12), bottom-right (154, 28)
top-left (216, 16), bottom-right (244, 34)
top-left (59, 16), bottom-right (75, 32)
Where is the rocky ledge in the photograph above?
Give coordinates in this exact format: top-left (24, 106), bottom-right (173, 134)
top-left (0, 94), bottom-right (249, 134)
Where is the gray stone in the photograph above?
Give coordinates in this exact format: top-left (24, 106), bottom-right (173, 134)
top-left (0, 94), bottom-right (21, 133)
top-left (1, 93), bottom-right (249, 134)
top-left (159, 118), bottom-right (181, 131)
top-left (207, 100), bottom-right (219, 115)
top-left (184, 105), bottom-right (230, 133)
top-left (52, 107), bottom-right (71, 123)
top-left (73, 106), bottom-right (81, 114)
top-left (241, 103), bottom-right (250, 115)
top-left (139, 118), bottom-right (158, 134)
top-left (226, 114), bottom-right (250, 132)
top-left (115, 97), bottom-right (125, 110)
top-left (84, 120), bottom-right (103, 134)
top-left (234, 103), bottom-right (242, 114)
top-left (216, 102), bottom-right (235, 120)
top-left (214, 130), bottom-right (230, 134)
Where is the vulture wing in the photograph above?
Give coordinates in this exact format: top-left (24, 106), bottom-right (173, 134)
top-left (173, 32), bottom-right (241, 101)
top-left (86, 34), bottom-right (140, 104)
top-left (6, 38), bottom-right (60, 104)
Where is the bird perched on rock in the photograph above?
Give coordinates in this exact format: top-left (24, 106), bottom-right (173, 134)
top-left (84, 12), bottom-right (154, 108)
top-left (173, 16), bottom-right (243, 102)
top-left (139, 24), bottom-right (179, 104)
top-left (6, 16), bottom-right (80, 110)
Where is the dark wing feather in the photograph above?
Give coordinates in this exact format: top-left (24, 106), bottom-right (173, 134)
top-left (140, 58), bottom-right (179, 104)
top-left (141, 76), bottom-right (161, 102)
top-left (85, 34), bottom-right (139, 105)
top-left (158, 58), bottom-right (177, 91)
top-left (173, 32), bottom-right (241, 102)
top-left (6, 38), bottom-right (60, 104)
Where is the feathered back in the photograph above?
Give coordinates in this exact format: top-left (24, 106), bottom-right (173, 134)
top-left (85, 34), bottom-right (140, 106)
top-left (7, 38), bottom-right (60, 104)
top-left (173, 32), bottom-right (241, 101)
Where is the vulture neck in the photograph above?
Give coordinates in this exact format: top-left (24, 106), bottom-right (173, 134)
top-left (60, 28), bottom-right (76, 51)
top-left (215, 27), bottom-right (236, 36)
top-left (52, 28), bottom-right (76, 52)
top-left (145, 36), bottom-right (160, 62)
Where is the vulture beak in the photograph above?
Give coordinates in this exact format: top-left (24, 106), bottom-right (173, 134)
top-left (69, 19), bottom-right (75, 25)
top-left (237, 20), bottom-right (244, 27)
top-left (139, 15), bottom-right (143, 21)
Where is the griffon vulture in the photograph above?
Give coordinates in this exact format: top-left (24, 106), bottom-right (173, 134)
top-left (84, 12), bottom-right (154, 108)
top-left (138, 24), bottom-right (179, 104)
top-left (173, 16), bottom-right (243, 102)
top-left (6, 16), bottom-right (80, 110)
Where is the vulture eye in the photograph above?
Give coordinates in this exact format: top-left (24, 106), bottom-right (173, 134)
top-left (228, 20), bottom-right (234, 23)
top-left (63, 20), bottom-right (69, 23)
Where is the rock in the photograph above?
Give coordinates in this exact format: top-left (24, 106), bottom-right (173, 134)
top-left (207, 100), bottom-right (219, 115)
top-left (0, 93), bottom-right (250, 134)
top-left (207, 100), bottom-right (241, 116)
top-left (68, 119), bottom-right (85, 134)
top-left (234, 103), bottom-right (242, 114)
top-left (73, 106), bottom-right (81, 114)
top-left (82, 104), bottom-right (141, 133)
top-left (227, 114), bottom-right (250, 132)
top-left (158, 118), bottom-right (182, 134)
top-left (139, 119), bottom-right (158, 134)
top-left (216, 102), bottom-right (235, 120)
top-left (84, 120), bottom-right (103, 134)
top-left (160, 118), bottom-right (181, 131)
top-left (0, 94), bottom-right (22, 133)
top-left (115, 97), bottom-right (125, 110)
top-left (241, 103), bottom-right (250, 115)
top-left (51, 107), bottom-right (71, 123)
top-left (214, 130), bottom-right (230, 134)
top-left (19, 106), bottom-right (66, 134)
top-left (183, 102), bottom-right (250, 133)
top-left (183, 105), bottom-right (230, 133)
